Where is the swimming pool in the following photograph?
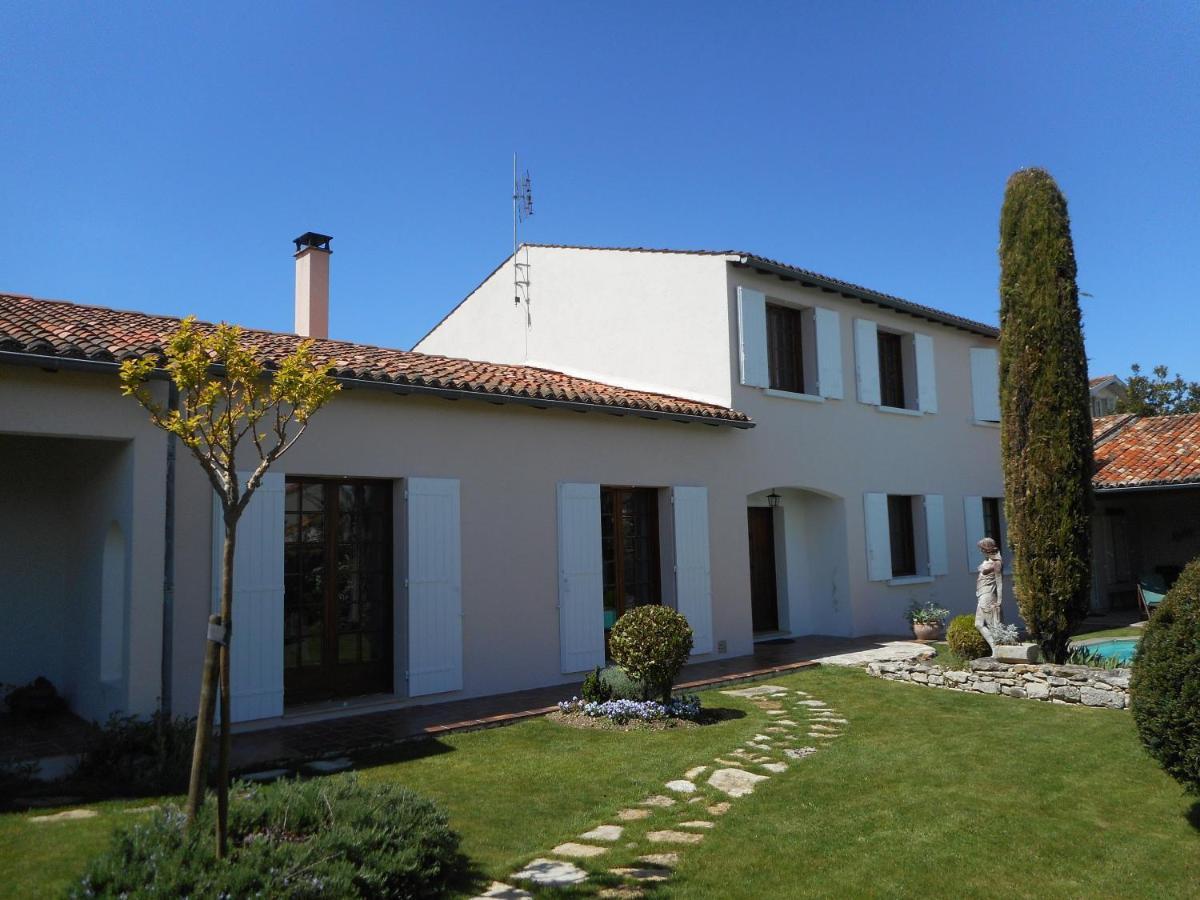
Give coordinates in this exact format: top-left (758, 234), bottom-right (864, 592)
top-left (1081, 638), bottom-right (1139, 665)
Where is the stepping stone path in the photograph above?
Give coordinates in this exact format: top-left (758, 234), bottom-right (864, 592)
top-left (475, 681), bottom-right (848, 898)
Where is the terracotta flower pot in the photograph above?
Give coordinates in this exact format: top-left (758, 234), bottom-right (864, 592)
top-left (912, 622), bottom-right (943, 641)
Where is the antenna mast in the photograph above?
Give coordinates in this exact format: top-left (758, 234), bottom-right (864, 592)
top-left (512, 154), bottom-right (533, 310)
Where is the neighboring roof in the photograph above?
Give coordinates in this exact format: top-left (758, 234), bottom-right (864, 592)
top-left (0, 294), bottom-right (751, 427)
top-left (1093, 412), bottom-right (1200, 491)
top-left (538, 244), bottom-right (999, 337)
top-left (1089, 374), bottom-right (1126, 392)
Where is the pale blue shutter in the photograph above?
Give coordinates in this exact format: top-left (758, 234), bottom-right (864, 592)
top-left (854, 319), bottom-right (881, 405)
top-left (558, 483), bottom-right (605, 673)
top-left (924, 494), bottom-right (948, 576)
top-left (970, 348), bottom-right (1001, 422)
top-left (212, 473), bottom-right (285, 723)
top-left (963, 496), bottom-right (985, 571)
top-left (672, 486), bottom-right (713, 655)
top-left (915, 333), bottom-right (938, 413)
top-left (406, 478), bottom-right (463, 697)
top-left (814, 307), bottom-right (843, 399)
top-left (863, 492), bottom-right (892, 582)
top-left (737, 286), bottom-right (768, 388)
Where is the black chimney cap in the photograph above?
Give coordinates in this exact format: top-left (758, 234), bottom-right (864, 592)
top-left (294, 232), bottom-right (333, 253)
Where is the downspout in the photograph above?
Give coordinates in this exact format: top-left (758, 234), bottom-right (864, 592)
top-left (161, 382), bottom-right (178, 716)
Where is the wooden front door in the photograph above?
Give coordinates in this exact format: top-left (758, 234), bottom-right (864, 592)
top-left (284, 478), bottom-right (394, 704)
top-left (747, 507), bottom-right (779, 633)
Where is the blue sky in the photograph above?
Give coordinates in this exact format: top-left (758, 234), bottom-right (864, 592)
top-left (3, 2), bottom-right (1197, 379)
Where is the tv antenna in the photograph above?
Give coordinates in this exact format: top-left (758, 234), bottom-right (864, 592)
top-left (513, 154), bottom-right (533, 311)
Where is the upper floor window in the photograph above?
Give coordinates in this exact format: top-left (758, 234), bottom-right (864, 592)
top-left (877, 330), bottom-right (908, 409)
top-left (854, 319), bottom-right (937, 414)
top-left (766, 303), bottom-right (806, 394)
top-left (737, 286), bottom-right (844, 401)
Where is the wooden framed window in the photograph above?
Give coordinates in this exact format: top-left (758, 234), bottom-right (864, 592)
top-left (766, 303), bottom-right (805, 394)
top-left (284, 477), bottom-right (393, 704)
top-left (601, 487), bottom-right (662, 634)
top-left (982, 497), bottom-right (1003, 544)
top-left (887, 494), bottom-right (917, 577)
top-left (878, 330), bottom-right (906, 409)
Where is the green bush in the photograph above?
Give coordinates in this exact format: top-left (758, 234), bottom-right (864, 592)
top-left (1131, 558), bottom-right (1200, 794)
top-left (75, 710), bottom-right (196, 795)
top-left (599, 665), bottom-right (645, 701)
top-left (946, 615), bottom-right (991, 660)
top-left (609, 606), bottom-right (693, 702)
top-left (72, 774), bottom-right (468, 898)
top-left (581, 667), bottom-right (611, 703)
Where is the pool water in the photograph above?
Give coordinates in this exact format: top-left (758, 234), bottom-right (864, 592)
top-left (1085, 638), bottom-right (1139, 665)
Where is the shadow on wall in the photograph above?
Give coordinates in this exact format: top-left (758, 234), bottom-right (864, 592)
top-left (0, 434), bottom-right (133, 723)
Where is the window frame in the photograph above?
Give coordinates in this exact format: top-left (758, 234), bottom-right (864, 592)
top-left (887, 494), bottom-right (918, 578)
top-left (766, 302), bottom-right (807, 395)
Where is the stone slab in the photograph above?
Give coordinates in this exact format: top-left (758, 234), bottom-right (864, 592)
top-left (640, 795), bottom-right (676, 807)
top-left (708, 767), bottom-right (769, 798)
top-left (580, 824), bottom-right (624, 841)
top-left (551, 842), bottom-right (608, 858)
top-left (647, 829), bottom-right (705, 844)
top-left (473, 882), bottom-right (534, 899)
top-left (720, 684), bottom-right (788, 698)
top-left (684, 765), bottom-right (708, 780)
top-left (616, 808), bottom-right (651, 821)
top-left (609, 866), bottom-right (671, 883)
top-left (664, 779), bottom-right (696, 794)
top-left (511, 859), bottom-right (589, 886)
top-left (638, 852), bottom-right (680, 867)
top-left (679, 820), bottom-right (715, 829)
top-left (29, 809), bottom-right (98, 823)
top-left (707, 802), bottom-right (732, 815)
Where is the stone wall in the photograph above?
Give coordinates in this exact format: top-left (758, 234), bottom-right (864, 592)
top-left (865, 657), bottom-right (1130, 709)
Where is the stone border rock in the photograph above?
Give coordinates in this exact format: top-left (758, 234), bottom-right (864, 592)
top-left (866, 658), bottom-right (1130, 709)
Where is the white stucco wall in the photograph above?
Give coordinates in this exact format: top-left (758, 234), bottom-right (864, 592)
top-left (415, 247), bottom-right (735, 407)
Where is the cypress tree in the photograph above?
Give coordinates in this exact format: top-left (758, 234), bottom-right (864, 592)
top-left (998, 168), bottom-right (1094, 663)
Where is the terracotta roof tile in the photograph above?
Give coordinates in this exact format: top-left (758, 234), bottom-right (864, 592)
top-left (1093, 413), bottom-right (1200, 490)
top-left (0, 294), bottom-right (751, 427)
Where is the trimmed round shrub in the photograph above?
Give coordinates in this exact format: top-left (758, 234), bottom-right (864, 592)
top-left (946, 614), bottom-right (991, 660)
top-left (1131, 558), bottom-right (1200, 794)
top-left (71, 774), bottom-right (468, 898)
top-left (609, 606), bottom-right (693, 702)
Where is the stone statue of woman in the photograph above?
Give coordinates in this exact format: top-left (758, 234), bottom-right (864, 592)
top-left (974, 537), bottom-right (1004, 650)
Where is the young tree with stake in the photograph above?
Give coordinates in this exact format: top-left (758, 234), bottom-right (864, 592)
top-left (121, 317), bottom-right (338, 857)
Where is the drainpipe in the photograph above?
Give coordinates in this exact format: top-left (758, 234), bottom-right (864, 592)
top-left (161, 382), bottom-right (178, 716)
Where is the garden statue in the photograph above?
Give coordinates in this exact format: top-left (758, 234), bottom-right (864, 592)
top-left (974, 537), bottom-right (1004, 650)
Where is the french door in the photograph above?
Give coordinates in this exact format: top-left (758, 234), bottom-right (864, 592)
top-left (747, 507), bottom-right (780, 633)
top-left (284, 477), bottom-right (393, 704)
top-left (601, 486), bottom-right (662, 639)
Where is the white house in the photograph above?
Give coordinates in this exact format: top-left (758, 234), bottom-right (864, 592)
top-left (419, 244), bottom-right (1013, 637)
top-left (0, 237), bottom-right (1009, 733)
top-left (1089, 374), bottom-right (1127, 417)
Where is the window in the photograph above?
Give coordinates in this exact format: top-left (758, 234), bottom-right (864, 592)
top-left (887, 494), bottom-right (917, 577)
top-left (767, 303), bottom-right (805, 394)
top-left (284, 478), bottom-right (393, 703)
top-left (601, 487), bottom-right (662, 633)
top-left (877, 331), bottom-right (907, 409)
top-left (982, 497), bottom-right (1003, 544)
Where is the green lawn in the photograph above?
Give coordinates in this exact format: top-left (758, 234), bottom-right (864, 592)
top-left (3, 667), bottom-right (1197, 898)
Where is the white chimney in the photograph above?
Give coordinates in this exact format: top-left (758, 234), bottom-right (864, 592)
top-left (293, 232), bottom-right (331, 338)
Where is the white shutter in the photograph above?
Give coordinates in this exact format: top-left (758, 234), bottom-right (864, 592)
top-left (915, 333), bottom-right (938, 413)
top-left (924, 494), bottom-right (948, 576)
top-left (212, 473), bottom-right (284, 723)
top-left (406, 478), bottom-right (463, 697)
top-left (672, 486), bottom-right (713, 656)
top-left (557, 483), bottom-right (605, 673)
top-left (963, 495), bottom-right (985, 571)
top-left (863, 492), bottom-right (892, 582)
top-left (970, 347), bottom-right (1001, 422)
top-left (737, 286), bottom-right (768, 388)
top-left (854, 319), bottom-right (881, 405)
top-left (814, 307), bottom-right (843, 399)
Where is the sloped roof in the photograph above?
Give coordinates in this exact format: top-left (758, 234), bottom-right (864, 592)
top-left (0, 294), bottom-right (751, 427)
top-left (1093, 412), bottom-right (1200, 490)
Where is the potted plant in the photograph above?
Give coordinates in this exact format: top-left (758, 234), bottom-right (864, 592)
top-left (990, 623), bottom-right (1040, 663)
top-left (906, 602), bottom-right (950, 641)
